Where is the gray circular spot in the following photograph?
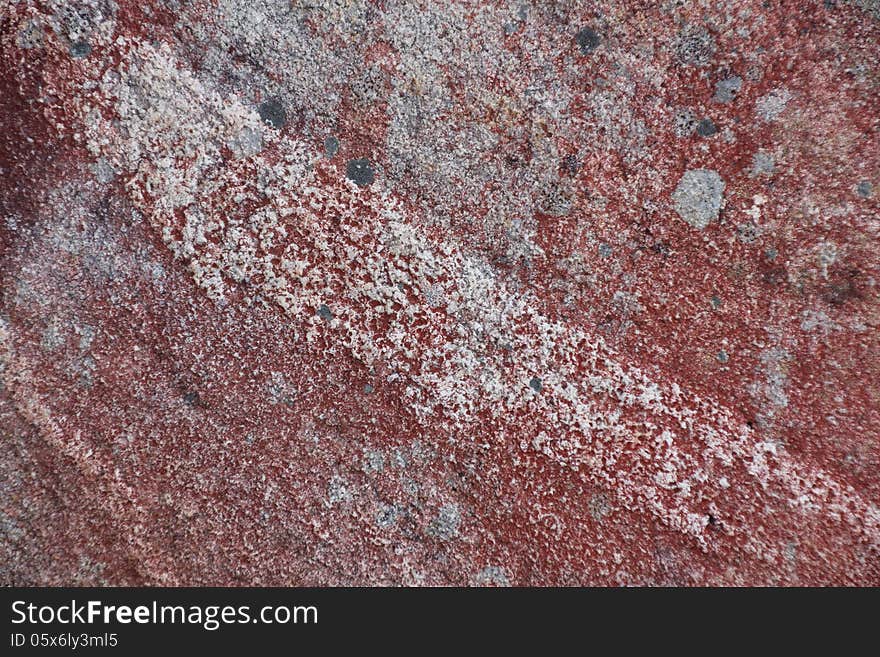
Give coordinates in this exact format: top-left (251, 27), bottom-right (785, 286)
top-left (672, 169), bottom-right (725, 230)
top-left (258, 99), bottom-right (287, 129)
top-left (576, 27), bottom-right (601, 55)
top-left (697, 118), bottom-right (717, 137)
top-left (69, 41), bottom-right (91, 59)
top-left (346, 158), bottom-right (375, 186)
top-left (714, 76), bottom-right (743, 103)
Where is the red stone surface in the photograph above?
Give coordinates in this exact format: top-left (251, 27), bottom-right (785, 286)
top-left (1, 0), bottom-right (878, 585)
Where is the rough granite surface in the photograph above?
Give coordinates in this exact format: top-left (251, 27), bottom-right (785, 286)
top-left (1, 0), bottom-right (879, 586)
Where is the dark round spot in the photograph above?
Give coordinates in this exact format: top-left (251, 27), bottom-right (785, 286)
top-left (576, 27), bottom-right (601, 55)
top-left (258, 99), bottom-right (287, 129)
top-left (697, 118), bottom-right (717, 137)
top-left (561, 154), bottom-right (580, 175)
top-left (346, 158), bottom-right (375, 186)
top-left (529, 377), bottom-right (543, 392)
top-left (317, 304), bottom-right (334, 320)
top-left (183, 391), bottom-right (199, 406)
top-left (857, 181), bottom-right (873, 198)
top-left (69, 41), bottom-right (91, 59)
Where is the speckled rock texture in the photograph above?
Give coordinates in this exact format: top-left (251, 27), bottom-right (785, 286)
top-left (1, 0), bottom-right (878, 586)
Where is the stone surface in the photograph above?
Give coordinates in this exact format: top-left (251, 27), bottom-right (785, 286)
top-left (672, 169), bottom-right (726, 229)
top-left (1, 0), bottom-right (879, 586)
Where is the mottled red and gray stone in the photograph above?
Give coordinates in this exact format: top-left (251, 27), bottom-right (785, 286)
top-left (1, 0), bottom-right (878, 586)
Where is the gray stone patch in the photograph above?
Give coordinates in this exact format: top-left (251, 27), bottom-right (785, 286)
top-left (324, 135), bottom-right (339, 158)
top-left (673, 107), bottom-right (699, 137)
top-left (427, 504), bottom-right (461, 540)
top-left (801, 309), bottom-right (837, 333)
top-left (390, 448), bottom-right (409, 469)
top-left (328, 475), bottom-right (352, 506)
top-left (258, 98), bottom-right (287, 129)
top-left (857, 180), bottom-right (873, 198)
top-left (317, 303), bottom-right (333, 321)
top-left (755, 88), bottom-right (792, 122)
top-left (714, 76), bottom-right (743, 103)
top-left (675, 26), bottom-right (716, 67)
top-left (672, 169), bottom-right (725, 229)
top-left (410, 440), bottom-right (432, 464)
top-left (77, 354), bottom-right (96, 387)
top-left (818, 240), bottom-right (838, 272)
top-left (376, 504), bottom-right (400, 529)
top-left (52, 0), bottom-right (117, 43)
top-left (422, 284), bottom-right (446, 309)
top-left (737, 222), bottom-right (760, 244)
top-left (267, 371), bottom-right (296, 406)
top-left (529, 376), bottom-right (542, 392)
top-left (753, 348), bottom-right (791, 427)
top-left (41, 316), bottom-right (66, 351)
top-left (75, 323), bottom-right (95, 352)
top-left (561, 154), bottom-right (580, 174)
top-left (346, 158), bottom-right (375, 186)
top-left (540, 180), bottom-right (573, 216)
top-left (69, 40), bottom-right (91, 58)
top-left (351, 65), bottom-right (389, 107)
top-left (362, 449), bottom-right (385, 474)
top-left (588, 493), bottom-right (611, 521)
top-left (475, 566), bottom-right (511, 587)
top-left (696, 118), bottom-right (717, 137)
top-left (0, 512), bottom-right (25, 543)
top-left (576, 27), bottom-right (601, 55)
top-left (92, 157), bottom-right (116, 184)
top-left (17, 20), bottom-right (44, 49)
top-left (851, 0), bottom-right (880, 20)
top-left (717, 349), bottom-right (729, 363)
top-left (598, 243), bottom-right (613, 258)
top-left (750, 151), bottom-right (775, 177)
top-left (227, 126), bottom-right (262, 159)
